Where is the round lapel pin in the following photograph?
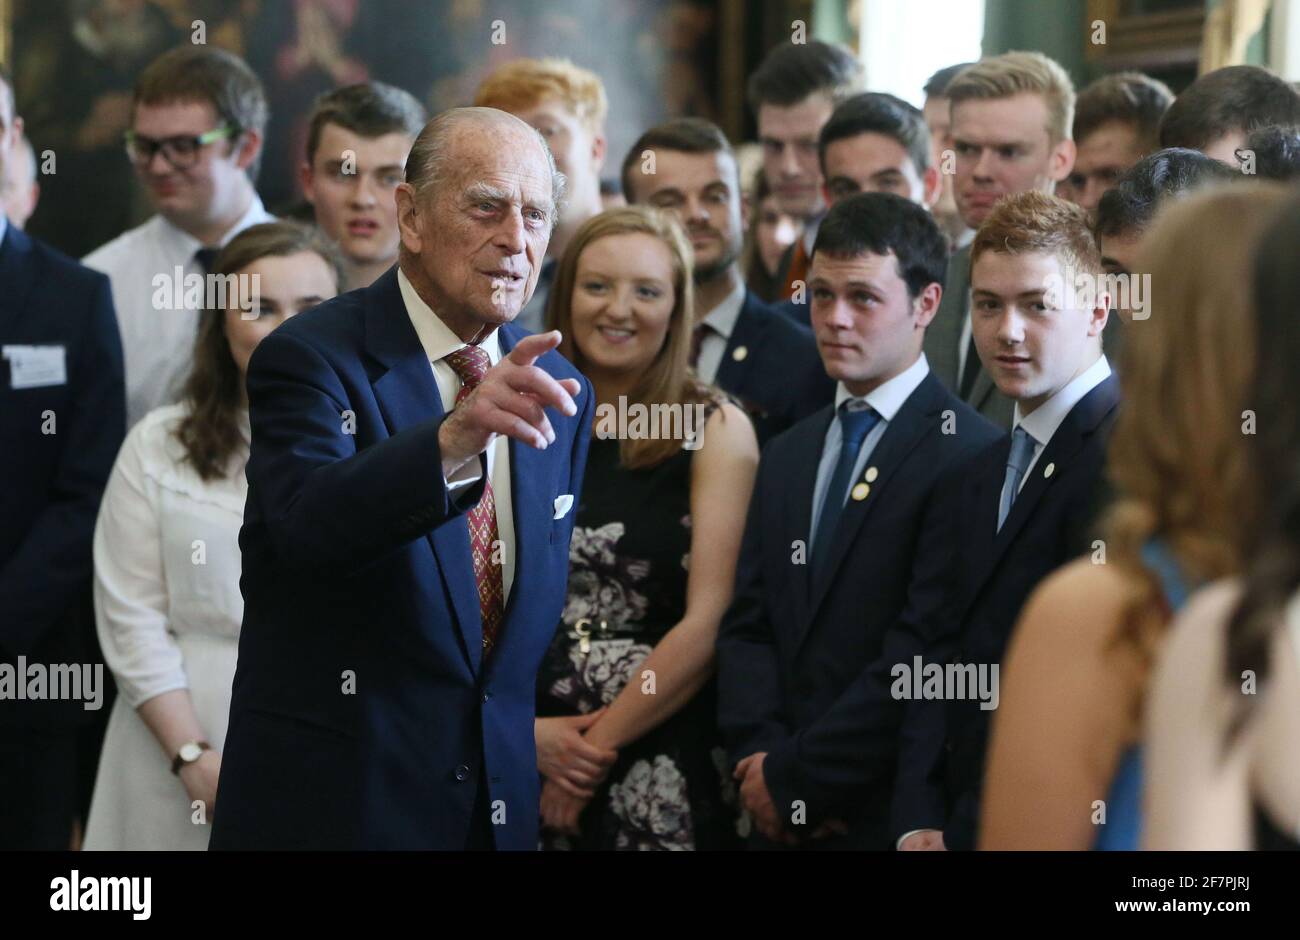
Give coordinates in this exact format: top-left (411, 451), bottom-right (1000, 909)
top-left (732, 345), bottom-right (748, 362)
top-left (864, 466), bottom-right (879, 483)
top-left (1044, 462), bottom-right (1055, 479)
top-left (851, 483), bottom-right (870, 501)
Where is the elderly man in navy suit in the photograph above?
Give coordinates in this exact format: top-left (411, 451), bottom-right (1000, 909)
top-left (0, 65), bottom-right (126, 849)
top-left (716, 193), bottom-right (999, 849)
top-left (211, 108), bottom-right (594, 850)
top-left (894, 191), bottom-right (1120, 851)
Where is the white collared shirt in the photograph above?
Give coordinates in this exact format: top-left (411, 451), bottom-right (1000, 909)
top-left (808, 353), bottom-right (930, 546)
top-left (84, 195), bottom-right (275, 430)
top-left (398, 268), bottom-right (516, 601)
top-left (694, 279), bottom-right (746, 384)
top-left (1012, 354), bottom-right (1112, 492)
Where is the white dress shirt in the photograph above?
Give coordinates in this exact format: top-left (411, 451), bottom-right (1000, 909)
top-left (85, 402), bottom-right (248, 849)
top-left (83, 195), bottom-right (274, 430)
top-left (398, 268), bottom-right (516, 601)
top-left (694, 279), bottom-right (746, 385)
top-left (808, 354), bottom-right (930, 548)
top-left (1012, 354), bottom-right (1112, 491)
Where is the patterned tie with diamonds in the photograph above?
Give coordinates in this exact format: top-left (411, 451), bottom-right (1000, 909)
top-left (444, 345), bottom-right (505, 655)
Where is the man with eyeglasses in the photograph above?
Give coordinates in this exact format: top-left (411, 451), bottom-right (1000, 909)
top-left (84, 46), bottom-right (273, 430)
top-left (300, 83), bottom-right (427, 292)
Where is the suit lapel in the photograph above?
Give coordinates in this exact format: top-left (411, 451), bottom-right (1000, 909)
top-left (786, 405), bottom-right (835, 616)
top-left (0, 226), bottom-right (39, 333)
top-left (800, 375), bottom-right (946, 644)
top-left (968, 374), bottom-right (1120, 594)
top-left (713, 292), bottom-right (767, 406)
top-left (496, 326), bottom-right (560, 664)
top-left (925, 244), bottom-right (969, 389)
top-left (364, 269), bottom-right (483, 675)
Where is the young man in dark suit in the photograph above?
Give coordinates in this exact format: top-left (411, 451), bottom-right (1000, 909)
top-left (0, 66), bottom-right (126, 848)
top-left (622, 118), bottom-right (832, 445)
top-left (211, 108), bottom-right (593, 851)
top-left (895, 191), bottom-right (1120, 851)
top-left (716, 193), bottom-right (1000, 849)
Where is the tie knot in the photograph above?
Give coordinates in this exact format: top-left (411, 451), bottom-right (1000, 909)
top-left (445, 344), bottom-right (491, 389)
top-left (1007, 426), bottom-right (1036, 472)
top-left (194, 246), bottom-right (220, 274)
top-left (838, 403), bottom-right (880, 449)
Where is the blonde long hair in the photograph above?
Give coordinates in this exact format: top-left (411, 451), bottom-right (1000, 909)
top-left (1102, 183), bottom-right (1288, 724)
top-left (545, 206), bottom-right (717, 469)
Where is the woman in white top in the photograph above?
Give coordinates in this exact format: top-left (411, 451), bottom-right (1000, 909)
top-left (84, 222), bottom-right (342, 850)
top-left (1144, 193), bottom-right (1300, 851)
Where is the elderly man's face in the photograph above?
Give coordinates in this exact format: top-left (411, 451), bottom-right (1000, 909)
top-left (398, 121), bottom-right (555, 336)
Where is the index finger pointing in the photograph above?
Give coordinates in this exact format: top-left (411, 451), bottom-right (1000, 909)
top-left (507, 330), bottom-right (563, 367)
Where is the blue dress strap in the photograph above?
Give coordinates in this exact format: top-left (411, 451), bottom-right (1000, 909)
top-left (1140, 539), bottom-right (1192, 612)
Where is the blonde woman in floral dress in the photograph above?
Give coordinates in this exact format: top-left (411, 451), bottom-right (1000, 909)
top-left (536, 207), bottom-right (759, 850)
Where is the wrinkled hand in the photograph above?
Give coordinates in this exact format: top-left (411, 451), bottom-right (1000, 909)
top-left (734, 753), bottom-right (796, 845)
top-left (439, 330), bottom-right (580, 478)
top-left (535, 710), bottom-right (618, 798)
top-left (899, 829), bottom-right (946, 851)
top-left (540, 777), bottom-right (590, 835)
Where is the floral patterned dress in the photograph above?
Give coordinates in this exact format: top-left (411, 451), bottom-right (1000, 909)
top-left (537, 416), bottom-right (742, 851)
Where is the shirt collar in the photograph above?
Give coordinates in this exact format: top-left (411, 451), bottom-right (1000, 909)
top-left (397, 267), bottom-right (502, 366)
top-left (801, 212), bottom-right (824, 254)
top-left (1014, 354), bottom-right (1111, 447)
top-left (700, 280), bottom-right (747, 340)
top-left (156, 193), bottom-right (272, 259)
top-left (0, 215), bottom-right (7, 247)
top-left (834, 353), bottom-right (930, 422)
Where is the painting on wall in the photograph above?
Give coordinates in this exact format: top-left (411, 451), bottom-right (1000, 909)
top-left (8, 0), bottom-right (725, 258)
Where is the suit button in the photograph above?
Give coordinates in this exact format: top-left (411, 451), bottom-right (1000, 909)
top-left (454, 764), bottom-right (470, 781)
top-left (482, 691), bottom-right (492, 703)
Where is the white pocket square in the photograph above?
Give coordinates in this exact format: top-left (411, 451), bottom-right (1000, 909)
top-left (553, 494), bottom-right (574, 520)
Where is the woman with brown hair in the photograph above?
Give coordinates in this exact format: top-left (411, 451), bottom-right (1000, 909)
top-left (535, 206), bottom-right (759, 850)
top-left (1145, 189), bottom-right (1300, 850)
top-left (978, 184), bottom-right (1287, 850)
top-left (743, 170), bottom-right (799, 303)
top-left (83, 221), bottom-right (341, 850)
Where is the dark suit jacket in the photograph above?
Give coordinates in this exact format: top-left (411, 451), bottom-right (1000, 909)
top-left (717, 370), bottom-right (1001, 849)
top-left (923, 244), bottom-right (1016, 429)
top-left (714, 291), bottom-right (833, 446)
top-left (893, 373), bottom-right (1122, 849)
top-left (210, 269), bottom-right (594, 851)
top-left (0, 224), bottom-right (125, 730)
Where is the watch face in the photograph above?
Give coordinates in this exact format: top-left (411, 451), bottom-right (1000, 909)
top-left (180, 743), bottom-right (203, 763)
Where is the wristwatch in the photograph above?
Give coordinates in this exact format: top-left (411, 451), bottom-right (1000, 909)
top-left (171, 740), bottom-right (211, 776)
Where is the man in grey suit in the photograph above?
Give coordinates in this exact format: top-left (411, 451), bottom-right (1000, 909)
top-left (923, 52), bottom-right (1077, 429)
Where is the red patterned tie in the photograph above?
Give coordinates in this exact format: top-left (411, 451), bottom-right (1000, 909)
top-left (444, 345), bottom-right (504, 655)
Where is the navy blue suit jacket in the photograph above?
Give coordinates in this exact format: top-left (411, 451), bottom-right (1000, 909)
top-left (210, 269), bottom-right (594, 850)
top-left (0, 224), bottom-right (124, 729)
top-left (894, 373), bottom-right (1121, 848)
top-left (717, 371), bottom-right (1000, 848)
top-left (771, 296), bottom-right (809, 328)
top-left (714, 291), bottom-right (832, 447)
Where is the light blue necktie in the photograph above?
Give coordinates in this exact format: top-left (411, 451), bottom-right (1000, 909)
top-left (812, 404), bottom-right (880, 578)
top-left (996, 426), bottom-right (1037, 532)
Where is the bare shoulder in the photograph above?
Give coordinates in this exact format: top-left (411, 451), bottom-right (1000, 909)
top-left (1013, 558), bottom-right (1139, 656)
top-left (697, 400), bottom-right (759, 460)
